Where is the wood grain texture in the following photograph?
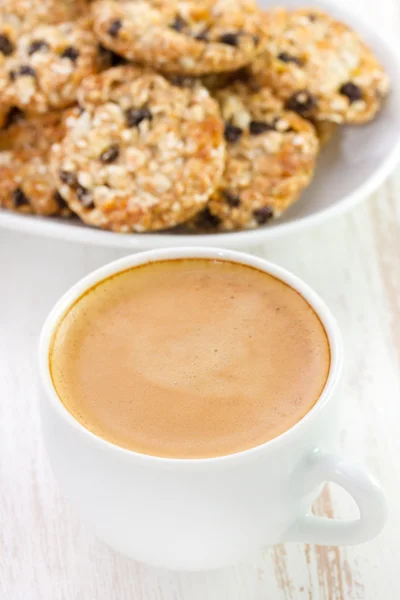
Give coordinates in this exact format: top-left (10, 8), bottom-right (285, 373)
top-left (1, 1), bottom-right (400, 597)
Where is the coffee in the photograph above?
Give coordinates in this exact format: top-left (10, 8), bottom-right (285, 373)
top-left (50, 259), bottom-right (330, 459)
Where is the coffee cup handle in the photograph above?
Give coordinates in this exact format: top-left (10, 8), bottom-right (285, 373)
top-left (282, 449), bottom-right (387, 546)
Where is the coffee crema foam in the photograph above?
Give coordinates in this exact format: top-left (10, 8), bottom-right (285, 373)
top-left (50, 259), bottom-right (330, 458)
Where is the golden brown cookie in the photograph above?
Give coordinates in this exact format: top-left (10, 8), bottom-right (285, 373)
top-left (250, 8), bottom-right (390, 124)
top-left (51, 66), bottom-right (225, 232)
top-left (188, 81), bottom-right (319, 231)
top-left (92, 0), bottom-right (266, 75)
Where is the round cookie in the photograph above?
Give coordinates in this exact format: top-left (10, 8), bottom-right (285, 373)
top-left (92, 0), bottom-right (266, 75)
top-left (250, 8), bottom-right (390, 124)
top-left (0, 110), bottom-right (78, 216)
top-left (1, 18), bottom-right (109, 117)
top-left (51, 66), bottom-right (225, 232)
top-left (188, 81), bottom-right (319, 232)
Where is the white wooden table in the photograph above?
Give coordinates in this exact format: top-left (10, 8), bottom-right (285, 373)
top-left (2, 2), bottom-right (400, 598)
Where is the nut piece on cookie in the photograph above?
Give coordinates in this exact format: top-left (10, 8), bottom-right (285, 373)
top-left (0, 111), bottom-right (79, 216)
top-left (51, 66), bottom-right (225, 232)
top-left (1, 18), bottom-right (110, 117)
top-left (188, 81), bottom-right (319, 232)
top-left (250, 8), bottom-right (390, 124)
top-left (92, 0), bottom-right (266, 75)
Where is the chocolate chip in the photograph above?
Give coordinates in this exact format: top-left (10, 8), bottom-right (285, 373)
top-left (12, 188), bottom-right (29, 207)
top-left (339, 82), bottom-right (363, 103)
top-left (53, 191), bottom-right (68, 209)
top-left (196, 208), bottom-right (221, 229)
top-left (61, 46), bottom-right (80, 62)
top-left (108, 19), bottom-right (122, 37)
top-left (170, 14), bottom-right (187, 32)
top-left (21, 65), bottom-right (36, 76)
top-left (4, 107), bottom-right (24, 128)
top-left (249, 120), bottom-right (275, 135)
top-left (125, 107), bottom-right (152, 127)
top-left (219, 32), bottom-right (240, 46)
top-left (100, 145), bottom-right (119, 164)
top-left (252, 35), bottom-right (260, 45)
top-left (253, 206), bottom-right (273, 224)
top-left (308, 13), bottom-right (317, 22)
top-left (223, 190), bottom-right (241, 207)
top-left (28, 40), bottom-right (49, 55)
top-left (194, 29), bottom-right (209, 41)
top-left (59, 170), bottom-right (78, 187)
top-left (76, 185), bottom-right (94, 208)
top-left (10, 65), bottom-right (36, 81)
top-left (277, 52), bottom-right (303, 66)
top-left (285, 90), bottom-right (317, 116)
top-left (0, 34), bottom-right (14, 56)
top-left (224, 123), bottom-right (243, 143)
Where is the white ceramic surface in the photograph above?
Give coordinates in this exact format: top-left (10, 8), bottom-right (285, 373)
top-left (1, 0), bottom-right (400, 249)
top-left (38, 248), bottom-right (387, 571)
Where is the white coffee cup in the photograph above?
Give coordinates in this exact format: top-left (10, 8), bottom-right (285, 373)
top-left (39, 247), bottom-right (387, 571)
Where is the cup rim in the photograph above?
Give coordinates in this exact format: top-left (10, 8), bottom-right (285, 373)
top-left (39, 247), bottom-right (343, 466)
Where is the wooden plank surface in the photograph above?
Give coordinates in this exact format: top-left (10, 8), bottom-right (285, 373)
top-left (1, 1), bottom-right (400, 598)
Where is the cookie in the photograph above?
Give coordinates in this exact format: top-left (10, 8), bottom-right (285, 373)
top-left (188, 81), bottom-right (319, 231)
top-left (51, 66), bottom-right (225, 232)
top-left (250, 8), bottom-right (390, 124)
top-left (1, 18), bottom-right (109, 117)
top-left (0, 0), bottom-right (88, 28)
top-left (92, 0), bottom-right (266, 75)
top-left (0, 110), bottom-right (79, 216)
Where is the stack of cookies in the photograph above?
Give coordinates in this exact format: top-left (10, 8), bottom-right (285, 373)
top-left (0, 0), bottom-right (390, 233)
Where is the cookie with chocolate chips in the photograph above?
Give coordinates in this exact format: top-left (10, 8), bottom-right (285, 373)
top-left (187, 81), bottom-right (319, 232)
top-left (0, 110), bottom-right (79, 216)
top-left (51, 66), bottom-right (225, 232)
top-left (0, 18), bottom-right (109, 118)
top-left (92, 0), bottom-right (266, 75)
top-left (250, 8), bottom-right (390, 124)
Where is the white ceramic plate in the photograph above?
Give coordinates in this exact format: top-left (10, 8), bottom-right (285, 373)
top-left (1, 0), bottom-right (400, 249)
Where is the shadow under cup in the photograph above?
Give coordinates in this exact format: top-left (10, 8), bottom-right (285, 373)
top-left (38, 248), bottom-right (386, 571)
